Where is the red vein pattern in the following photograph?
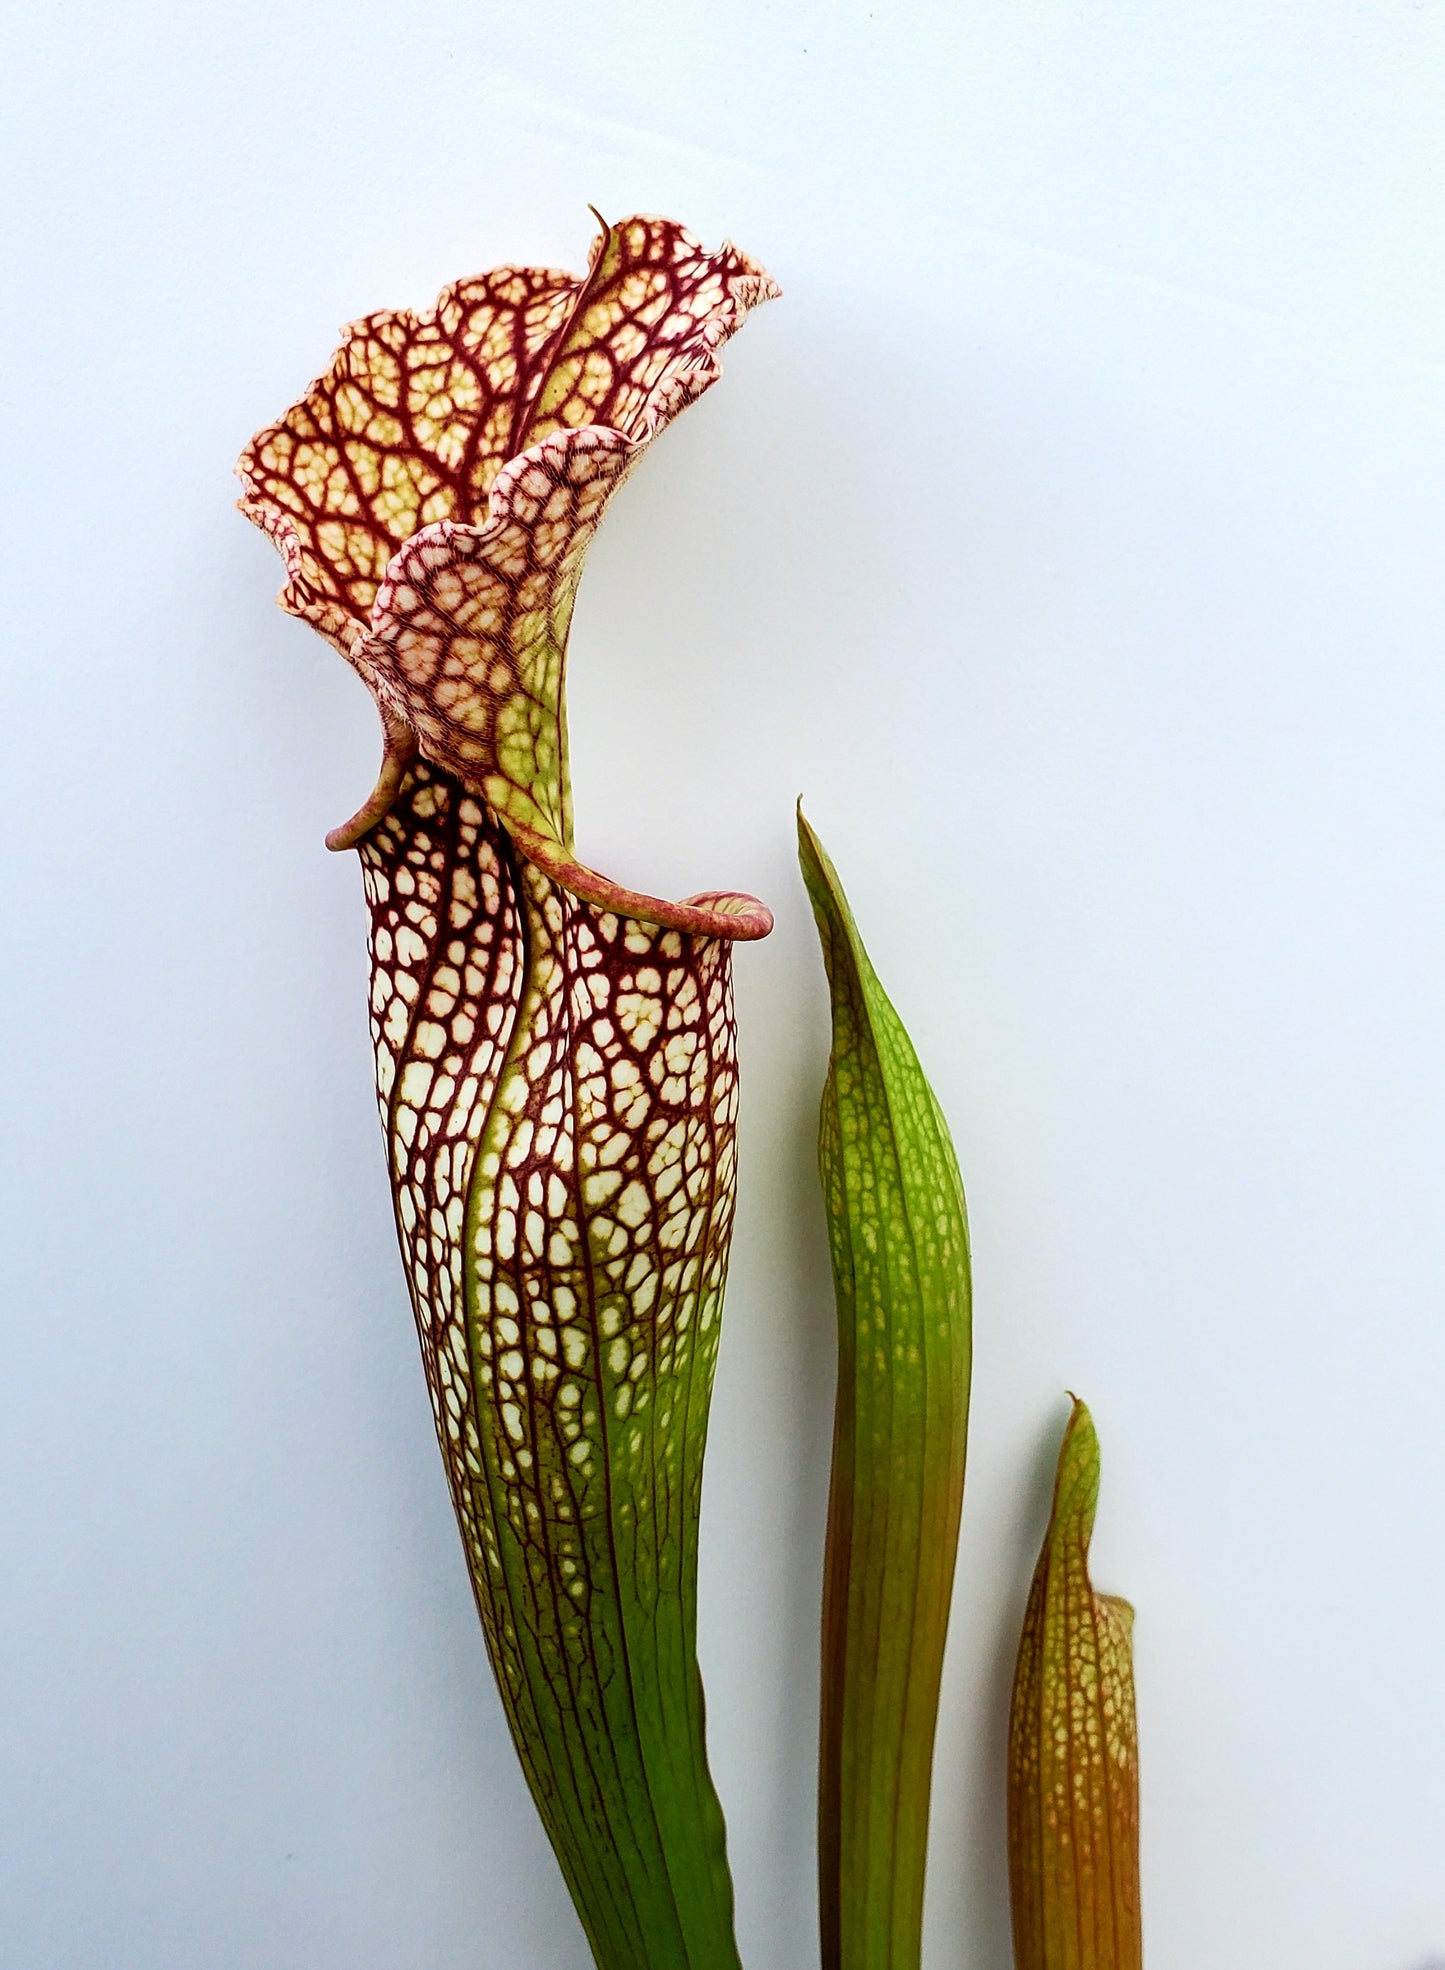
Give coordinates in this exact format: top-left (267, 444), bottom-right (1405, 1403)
top-left (360, 762), bottom-right (743, 1965)
top-left (238, 218), bottom-right (776, 1968)
top-left (238, 219), bottom-right (774, 634)
top-left (237, 214), bottom-right (779, 887)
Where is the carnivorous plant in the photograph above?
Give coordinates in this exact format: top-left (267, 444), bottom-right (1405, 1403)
top-left (238, 211), bottom-right (1143, 1970)
top-left (238, 212), bottom-right (777, 1970)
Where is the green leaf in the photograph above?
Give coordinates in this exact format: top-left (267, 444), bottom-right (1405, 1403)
top-left (799, 811), bottom-right (973, 1970)
top-left (1007, 1400), bottom-right (1141, 1970)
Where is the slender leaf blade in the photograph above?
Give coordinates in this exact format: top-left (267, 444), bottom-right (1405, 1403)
top-left (799, 811), bottom-right (973, 1970)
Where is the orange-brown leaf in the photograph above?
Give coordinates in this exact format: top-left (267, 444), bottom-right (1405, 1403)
top-left (1007, 1401), bottom-right (1141, 1970)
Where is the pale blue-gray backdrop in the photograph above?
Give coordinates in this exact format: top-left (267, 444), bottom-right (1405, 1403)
top-left (2, 4), bottom-right (1444, 1965)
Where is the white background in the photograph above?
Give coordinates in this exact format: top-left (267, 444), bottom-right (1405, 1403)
top-left (3, 3), bottom-right (1444, 1965)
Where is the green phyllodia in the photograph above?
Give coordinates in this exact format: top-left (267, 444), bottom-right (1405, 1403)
top-left (238, 213), bottom-right (778, 1970)
top-left (799, 813), bottom-right (973, 1970)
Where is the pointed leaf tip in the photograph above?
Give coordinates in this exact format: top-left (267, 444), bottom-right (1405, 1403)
top-left (803, 819), bottom-right (972, 1970)
top-left (1008, 1400), bottom-right (1141, 1970)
